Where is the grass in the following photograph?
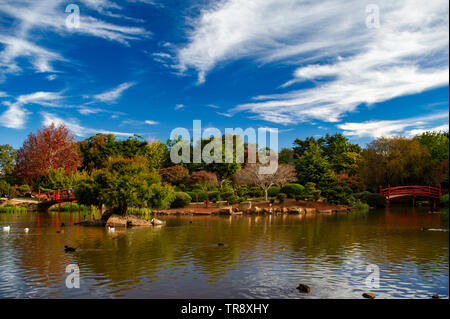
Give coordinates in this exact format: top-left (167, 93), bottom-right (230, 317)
top-left (127, 207), bottom-right (153, 218)
top-left (352, 202), bottom-right (370, 211)
top-left (0, 205), bottom-right (28, 213)
top-left (50, 203), bottom-right (99, 213)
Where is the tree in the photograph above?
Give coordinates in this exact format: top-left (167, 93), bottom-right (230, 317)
top-left (160, 165), bottom-right (189, 185)
top-left (15, 124), bottom-right (81, 185)
top-left (234, 163), bottom-right (297, 200)
top-left (75, 156), bottom-right (175, 215)
top-left (0, 144), bottom-right (16, 178)
top-left (79, 133), bottom-right (149, 172)
top-left (146, 139), bottom-right (170, 170)
top-left (295, 142), bottom-right (337, 194)
top-left (360, 137), bottom-right (432, 190)
top-left (187, 170), bottom-right (219, 188)
top-left (279, 148), bottom-right (295, 164)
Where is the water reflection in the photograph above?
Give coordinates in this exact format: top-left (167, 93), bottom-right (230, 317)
top-left (0, 206), bottom-right (448, 298)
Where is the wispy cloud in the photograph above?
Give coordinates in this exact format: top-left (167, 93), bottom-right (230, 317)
top-left (177, 0), bottom-right (449, 125)
top-left (145, 120), bottom-right (159, 125)
top-left (0, 0), bottom-right (151, 77)
top-left (337, 112), bottom-right (449, 138)
top-left (174, 104), bottom-right (185, 110)
top-left (92, 82), bottom-right (135, 103)
top-left (41, 112), bottom-right (134, 137)
top-left (0, 91), bottom-right (64, 129)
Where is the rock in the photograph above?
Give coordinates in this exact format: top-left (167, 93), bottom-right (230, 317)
top-left (432, 294), bottom-right (440, 299)
top-left (317, 209), bottom-right (333, 214)
top-left (106, 215), bottom-right (128, 227)
top-left (305, 208), bottom-right (316, 214)
top-left (232, 211), bottom-right (243, 215)
top-left (151, 218), bottom-right (166, 226)
top-left (218, 207), bottom-right (233, 215)
top-left (282, 207), bottom-right (289, 213)
top-left (362, 292), bottom-right (376, 299)
top-left (239, 201), bottom-right (252, 211)
top-left (253, 206), bottom-right (262, 214)
top-left (296, 284), bottom-right (310, 293)
top-left (288, 208), bottom-right (299, 214)
top-left (128, 215), bottom-right (152, 226)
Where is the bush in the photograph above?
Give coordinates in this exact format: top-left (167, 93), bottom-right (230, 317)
top-left (187, 191), bottom-right (208, 202)
top-left (304, 182), bottom-right (321, 200)
top-left (171, 192), bottom-right (192, 208)
top-left (221, 191), bottom-right (238, 204)
top-left (208, 191), bottom-right (221, 202)
top-left (277, 193), bottom-right (287, 204)
top-left (280, 183), bottom-right (304, 198)
top-left (236, 185), bottom-right (249, 197)
top-left (268, 186), bottom-right (281, 197)
top-left (247, 186), bottom-right (264, 198)
top-left (326, 185), bottom-right (353, 205)
top-left (356, 192), bottom-right (387, 208)
top-left (440, 194), bottom-right (449, 206)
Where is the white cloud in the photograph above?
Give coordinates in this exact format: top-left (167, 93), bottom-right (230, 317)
top-left (0, 0), bottom-right (151, 76)
top-left (145, 120), bottom-right (159, 125)
top-left (337, 112), bottom-right (449, 138)
top-left (41, 112), bottom-right (134, 137)
top-left (177, 0), bottom-right (449, 124)
top-left (174, 104), bottom-right (185, 110)
top-left (0, 102), bottom-right (31, 129)
top-left (0, 91), bottom-right (64, 129)
top-left (92, 82), bottom-right (135, 103)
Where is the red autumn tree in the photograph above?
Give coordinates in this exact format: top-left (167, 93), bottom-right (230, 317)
top-left (159, 165), bottom-right (189, 185)
top-left (187, 170), bottom-right (218, 187)
top-left (15, 124), bottom-right (81, 185)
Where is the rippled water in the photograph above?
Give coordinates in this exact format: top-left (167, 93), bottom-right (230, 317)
top-left (0, 206), bottom-right (448, 299)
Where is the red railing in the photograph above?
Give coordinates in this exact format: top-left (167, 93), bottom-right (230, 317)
top-left (38, 189), bottom-right (75, 204)
top-left (379, 185), bottom-right (442, 200)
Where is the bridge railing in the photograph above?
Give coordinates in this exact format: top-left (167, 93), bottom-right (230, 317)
top-left (38, 189), bottom-right (75, 203)
top-left (379, 185), bottom-right (441, 200)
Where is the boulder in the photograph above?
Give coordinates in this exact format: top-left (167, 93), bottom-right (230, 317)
top-left (362, 292), bottom-right (376, 299)
top-left (218, 207), bottom-right (233, 215)
top-left (305, 208), bottom-right (316, 214)
top-left (253, 206), bottom-right (262, 214)
top-left (239, 201), bottom-right (252, 211)
top-left (317, 209), bottom-right (333, 214)
top-left (106, 215), bottom-right (128, 227)
top-left (151, 218), bottom-right (166, 226)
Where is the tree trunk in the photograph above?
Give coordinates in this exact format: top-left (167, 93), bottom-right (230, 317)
top-left (264, 188), bottom-right (268, 201)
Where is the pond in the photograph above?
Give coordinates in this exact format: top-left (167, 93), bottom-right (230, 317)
top-left (0, 206), bottom-right (448, 298)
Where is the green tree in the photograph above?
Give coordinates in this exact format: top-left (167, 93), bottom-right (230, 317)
top-left (0, 144), bottom-right (16, 177)
top-left (295, 142), bottom-right (337, 197)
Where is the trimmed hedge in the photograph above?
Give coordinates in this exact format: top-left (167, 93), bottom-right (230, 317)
top-left (171, 192), bottom-right (192, 208)
top-left (268, 186), bottom-right (281, 197)
top-left (280, 183), bottom-right (304, 198)
top-left (440, 194), bottom-right (449, 206)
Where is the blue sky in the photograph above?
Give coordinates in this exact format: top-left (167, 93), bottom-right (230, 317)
top-left (0, 0), bottom-right (448, 149)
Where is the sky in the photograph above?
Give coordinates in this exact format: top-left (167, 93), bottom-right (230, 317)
top-left (0, 0), bottom-right (448, 150)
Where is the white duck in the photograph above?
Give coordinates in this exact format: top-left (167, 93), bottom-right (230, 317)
top-left (24, 228), bottom-right (29, 233)
top-left (3, 226), bottom-right (10, 232)
top-left (108, 226), bottom-right (115, 232)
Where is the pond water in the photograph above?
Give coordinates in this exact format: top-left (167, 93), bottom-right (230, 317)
top-left (0, 206), bottom-right (448, 299)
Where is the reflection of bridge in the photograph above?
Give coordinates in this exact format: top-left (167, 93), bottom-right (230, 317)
top-left (380, 185), bottom-right (442, 208)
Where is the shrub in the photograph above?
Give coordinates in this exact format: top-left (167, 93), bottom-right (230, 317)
top-left (268, 186), bottom-right (281, 197)
top-left (159, 165), bottom-right (189, 185)
top-left (221, 191), bottom-right (238, 204)
top-left (236, 185), bottom-right (249, 197)
top-left (187, 170), bottom-right (218, 187)
top-left (171, 192), bottom-right (192, 208)
top-left (326, 185), bottom-right (353, 205)
top-left (356, 192), bottom-right (387, 208)
top-left (187, 191), bottom-right (208, 202)
top-left (277, 193), bottom-right (287, 204)
top-left (280, 183), bottom-right (304, 198)
top-left (208, 191), bottom-right (221, 202)
top-left (247, 186), bottom-right (264, 198)
top-left (440, 194), bottom-right (449, 206)
top-left (304, 182), bottom-right (321, 200)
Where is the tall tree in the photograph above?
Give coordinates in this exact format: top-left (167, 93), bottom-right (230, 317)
top-left (0, 144), bottom-right (16, 177)
top-left (15, 124), bottom-right (81, 185)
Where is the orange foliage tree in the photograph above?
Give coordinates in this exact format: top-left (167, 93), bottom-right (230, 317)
top-left (15, 124), bottom-right (81, 185)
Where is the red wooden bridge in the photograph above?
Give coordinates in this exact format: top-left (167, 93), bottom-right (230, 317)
top-left (38, 189), bottom-right (76, 206)
top-left (379, 185), bottom-right (442, 208)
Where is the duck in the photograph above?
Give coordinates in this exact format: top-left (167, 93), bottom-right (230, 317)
top-left (217, 242), bottom-right (225, 247)
top-left (108, 226), bottom-right (115, 232)
top-left (24, 228), bottom-right (29, 233)
top-left (64, 245), bottom-right (76, 252)
top-left (2, 226), bottom-right (10, 232)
